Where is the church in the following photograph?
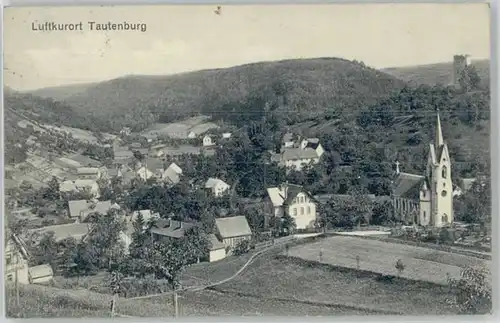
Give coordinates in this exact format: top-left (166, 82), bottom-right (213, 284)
top-left (392, 111), bottom-right (454, 228)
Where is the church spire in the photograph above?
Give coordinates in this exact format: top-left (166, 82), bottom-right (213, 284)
top-left (435, 110), bottom-right (444, 148)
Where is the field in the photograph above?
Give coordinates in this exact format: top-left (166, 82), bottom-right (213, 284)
top-left (140, 116), bottom-right (219, 139)
top-left (9, 238), bottom-right (473, 317)
top-left (285, 235), bottom-right (488, 285)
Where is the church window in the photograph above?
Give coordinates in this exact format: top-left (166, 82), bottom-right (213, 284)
top-left (423, 211), bottom-right (426, 220)
top-left (442, 214), bottom-right (449, 223)
top-left (292, 208), bottom-right (297, 216)
top-left (7, 274), bottom-right (13, 282)
top-left (307, 206), bottom-right (311, 214)
top-left (441, 166), bottom-right (447, 179)
top-left (434, 183), bottom-right (437, 192)
top-left (300, 207), bottom-right (304, 215)
top-left (441, 190), bottom-right (447, 197)
top-left (422, 190), bottom-right (426, 198)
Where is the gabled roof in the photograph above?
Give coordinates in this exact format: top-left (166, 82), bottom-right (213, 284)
top-left (68, 200), bottom-right (113, 219)
top-left (392, 172), bottom-right (425, 198)
top-left (69, 154), bottom-right (101, 167)
top-left (59, 179), bottom-right (99, 192)
top-left (281, 148), bottom-right (319, 161)
top-left (30, 223), bottom-right (92, 242)
top-left (215, 216), bottom-right (252, 239)
top-left (267, 183), bottom-right (311, 206)
top-left (205, 178), bottom-right (229, 188)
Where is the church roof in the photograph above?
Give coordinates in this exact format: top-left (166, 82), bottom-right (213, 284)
top-left (393, 172), bottom-right (425, 198)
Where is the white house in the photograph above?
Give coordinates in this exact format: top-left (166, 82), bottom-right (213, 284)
top-left (59, 179), bottom-right (100, 198)
top-left (203, 135), bottom-right (215, 147)
top-left (207, 234), bottom-right (227, 262)
top-left (266, 183), bottom-right (317, 230)
top-left (215, 216), bottom-right (252, 250)
top-left (160, 163), bottom-right (183, 185)
top-left (272, 134), bottom-right (324, 171)
top-left (187, 131), bottom-right (197, 139)
top-left (222, 133), bottom-right (232, 139)
top-left (68, 199), bottom-right (117, 222)
top-left (205, 178), bottom-right (230, 197)
top-left (136, 166), bottom-right (154, 181)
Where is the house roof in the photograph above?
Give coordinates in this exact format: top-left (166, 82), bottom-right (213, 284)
top-left (283, 133), bottom-right (294, 143)
top-left (215, 216), bottom-right (252, 239)
top-left (77, 167), bottom-right (99, 175)
top-left (281, 148), bottom-right (319, 161)
top-left (30, 223), bottom-right (92, 242)
top-left (69, 154), bottom-right (101, 167)
top-left (150, 220), bottom-right (196, 238)
top-left (267, 183), bottom-right (310, 206)
top-left (56, 157), bottom-right (82, 169)
top-left (28, 264), bottom-right (53, 279)
top-left (393, 172), bottom-right (425, 198)
top-left (208, 234), bottom-right (226, 251)
top-left (68, 200), bottom-right (113, 219)
top-left (163, 145), bottom-right (201, 156)
top-left (163, 168), bottom-right (181, 185)
top-left (205, 178), bottom-right (228, 188)
top-left (114, 150), bottom-right (134, 158)
top-left (107, 168), bottom-right (119, 177)
top-left (142, 157), bottom-right (166, 171)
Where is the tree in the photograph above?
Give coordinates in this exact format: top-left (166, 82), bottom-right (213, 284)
top-left (458, 65), bottom-right (481, 92)
top-left (454, 178), bottom-right (491, 227)
top-left (233, 239), bottom-right (251, 256)
top-left (108, 270), bottom-right (124, 317)
top-left (447, 265), bottom-right (492, 314)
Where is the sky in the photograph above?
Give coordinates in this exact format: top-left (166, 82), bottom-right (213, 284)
top-left (3, 3), bottom-right (491, 91)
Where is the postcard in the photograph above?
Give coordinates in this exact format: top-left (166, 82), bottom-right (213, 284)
top-left (3, 3), bottom-right (492, 318)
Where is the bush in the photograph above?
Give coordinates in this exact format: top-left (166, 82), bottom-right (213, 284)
top-left (233, 240), bottom-right (251, 256)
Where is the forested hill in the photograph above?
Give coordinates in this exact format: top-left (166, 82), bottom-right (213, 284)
top-left (48, 58), bottom-right (406, 133)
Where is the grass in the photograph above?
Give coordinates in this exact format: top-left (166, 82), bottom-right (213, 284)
top-left (285, 235), bottom-right (488, 285)
top-left (8, 239), bottom-right (467, 317)
top-left (209, 255), bottom-right (458, 315)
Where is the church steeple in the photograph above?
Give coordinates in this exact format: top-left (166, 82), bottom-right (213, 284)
top-left (435, 110), bottom-right (444, 148)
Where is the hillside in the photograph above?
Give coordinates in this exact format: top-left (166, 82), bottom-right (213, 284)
top-left (55, 58), bottom-right (406, 132)
top-left (27, 82), bottom-right (97, 101)
top-left (382, 59), bottom-right (490, 87)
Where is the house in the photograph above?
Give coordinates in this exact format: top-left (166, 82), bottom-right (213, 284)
top-left (68, 154), bottom-right (102, 168)
top-left (271, 134), bottom-right (324, 171)
top-left (160, 163), bottom-right (183, 185)
top-left (187, 131), bottom-right (197, 139)
top-left (162, 145), bottom-right (202, 159)
top-left (136, 166), bottom-right (154, 181)
top-left (120, 127), bottom-right (131, 136)
top-left (150, 219), bottom-right (197, 241)
top-left (207, 234), bottom-right (227, 262)
top-left (5, 233), bottom-right (30, 284)
top-left (149, 144), bottom-right (168, 158)
top-left (392, 112), bottom-right (454, 228)
top-left (205, 178), bottom-right (230, 197)
top-left (31, 223), bottom-right (93, 242)
top-left (76, 167), bottom-right (101, 180)
top-left (59, 179), bottom-right (100, 198)
top-left (28, 265), bottom-right (54, 284)
top-left (266, 183), bottom-right (317, 230)
top-left (68, 199), bottom-right (117, 222)
top-left (134, 148), bottom-right (150, 157)
top-left (113, 148), bottom-right (135, 163)
top-left (222, 132), bottom-right (232, 139)
top-left (214, 216), bottom-right (252, 250)
top-left (202, 135), bottom-right (215, 147)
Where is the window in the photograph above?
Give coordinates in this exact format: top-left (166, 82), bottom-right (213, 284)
top-left (293, 208), bottom-right (297, 216)
top-left (6, 254), bottom-right (12, 265)
top-left (7, 274), bottom-right (13, 282)
top-left (307, 206), bottom-right (311, 214)
top-left (300, 207), bottom-right (304, 215)
top-left (423, 211), bottom-right (426, 220)
top-left (441, 190), bottom-right (447, 197)
top-left (434, 183), bottom-right (437, 192)
top-left (441, 166), bottom-right (447, 179)
top-left (300, 196), bottom-right (304, 203)
top-left (422, 190), bottom-right (426, 198)
top-left (442, 214), bottom-right (449, 223)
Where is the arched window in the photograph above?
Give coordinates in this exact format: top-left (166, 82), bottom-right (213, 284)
top-left (442, 214), bottom-right (449, 224)
top-left (441, 166), bottom-right (447, 179)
